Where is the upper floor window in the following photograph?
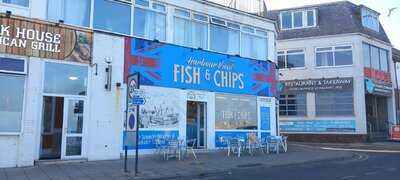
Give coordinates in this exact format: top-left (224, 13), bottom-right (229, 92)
top-left (210, 18), bottom-right (240, 55)
top-left (173, 8), bottom-right (208, 50)
top-left (363, 43), bottom-right (389, 72)
top-left (241, 26), bottom-right (268, 60)
top-left (94, 0), bottom-right (131, 35)
top-left (2, 0), bottom-right (28, 7)
top-left (361, 7), bottom-right (380, 32)
top-left (277, 50), bottom-right (305, 69)
top-left (280, 9), bottom-right (316, 30)
top-left (316, 46), bottom-right (352, 67)
top-left (48, 0), bottom-right (91, 27)
top-left (134, 0), bottom-right (167, 41)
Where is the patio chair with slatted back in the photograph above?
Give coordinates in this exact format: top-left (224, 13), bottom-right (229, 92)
top-left (186, 139), bottom-right (197, 160)
top-left (266, 136), bottom-right (279, 154)
top-left (166, 139), bottom-right (181, 160)
top-left (227, 138), bottom-right (241, 157)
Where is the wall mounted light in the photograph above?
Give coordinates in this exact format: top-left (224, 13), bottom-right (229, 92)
top-left (105, 63), bottom-right (112, 91)
top-left (6, 11), bottom-right (12, 17)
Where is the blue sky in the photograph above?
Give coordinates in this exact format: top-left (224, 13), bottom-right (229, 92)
top-left (266, 0), bottom-right (400, 49)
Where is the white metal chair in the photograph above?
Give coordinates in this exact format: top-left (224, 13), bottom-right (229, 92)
top-left (185, 139), bottom-right (197, 160)
top-left (266, 136), bottom-right (280, 154)
top-left (165, 139), bottom-right (181, 160)
top-left (227, 138), bottom-right (242, 157)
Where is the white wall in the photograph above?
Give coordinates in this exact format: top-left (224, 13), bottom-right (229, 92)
top-left (87, 33), bottom-right (125, 161)
top-left (277, 34), bottom-right (366, 134)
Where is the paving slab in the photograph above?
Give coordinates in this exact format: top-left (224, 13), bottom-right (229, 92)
top-left (0, 143), bottom-right (354, 180)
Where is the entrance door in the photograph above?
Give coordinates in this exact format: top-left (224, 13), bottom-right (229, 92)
top-left (186, 101), bottom-right (207, 148)
top-left (366, 95), bottom-right (389, 140)
top-left (61, 98), bottom-right (85, 159)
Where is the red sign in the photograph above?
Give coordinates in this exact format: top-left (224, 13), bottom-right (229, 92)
top-left (364, 67), bottom-right (391, 82)
top-left (390, 125), bottom-right (400, 141)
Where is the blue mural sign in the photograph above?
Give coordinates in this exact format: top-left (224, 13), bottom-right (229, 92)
top-left (215, 131), bottom-right (257, 147)
top-left (124, 37), bottom-right (276, 96)
top-left (280, 120), bottom-right (356, 132)
top-left (123, 130), bottom-right (179, 149)
top-left (260, 107), bottom-right (270, 130)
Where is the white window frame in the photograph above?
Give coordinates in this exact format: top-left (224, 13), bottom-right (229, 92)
top-left (46, 0), bottom-right (92, 29)
top-left (0, 0), bottom-right (30, 8)
top-left (280, 9), bottom-right (317, 30)
top-left (0, 55), bottom-right (27, 135)
top-left (315, 45), bottom-right (353, 68)
top-left (361, 7), bottom-right (380, 32)
top-left (277, 49), bottom-right (305, 69)
top-left (133, 0), bottom-right (167, 42)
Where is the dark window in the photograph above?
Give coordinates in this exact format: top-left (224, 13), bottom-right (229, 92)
top-left (279, 94), bottom-right (307, 116)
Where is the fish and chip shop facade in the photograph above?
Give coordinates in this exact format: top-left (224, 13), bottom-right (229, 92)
top-left (123, 38), bottom-right (277, 151)
top-left (0, 0), bottom-right (277, 168)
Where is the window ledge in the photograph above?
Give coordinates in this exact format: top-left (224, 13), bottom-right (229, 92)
top-left (279, 67), bottom-right (307, 71)
top-left (0, 2), bottom-right (29, 10)
top-left (0, 132), bottom-right (21, 136)
top-left (314, 65), bottom-right (353, 69)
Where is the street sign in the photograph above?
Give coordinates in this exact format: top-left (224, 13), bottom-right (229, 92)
top-left (132, 95), bottom-right (146, 105)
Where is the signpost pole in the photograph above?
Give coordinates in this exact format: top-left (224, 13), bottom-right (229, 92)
top-left (135, 73), bottom-right (140, 176)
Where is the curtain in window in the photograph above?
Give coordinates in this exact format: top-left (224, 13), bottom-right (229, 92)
top-left (227, 30), bottom-right (239, 55)
top-left (192, 21), bottom-right (208, 49)
top-left (241, 34), bottom-right (267, 60)
top-left (0, 74), bottom-right (25, 132)
top-left (65, 0), bottom-right (91, 27)
top-left (3, 0), bottom-right (28, 7)
top-left (47, 0), bottom-right (63, 23)
top-left (316, 52), bottom-right (333, 66)
top-left (174, 17), bottom-right (191, 46)
top-left (134, 8), bottom-right (166, 41)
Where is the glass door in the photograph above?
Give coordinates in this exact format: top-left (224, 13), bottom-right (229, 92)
top-left (198, 102), bottom-right (206, 148)
top-left (61, 98), bottom-right (85, 159)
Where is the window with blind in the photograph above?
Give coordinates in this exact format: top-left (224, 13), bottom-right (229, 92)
top-left (315, 91), bottom-right (354, 116)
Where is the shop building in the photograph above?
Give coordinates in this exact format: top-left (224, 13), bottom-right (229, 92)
top-left (267, 1), bottom-right (395, 142)
top-left (0, 0), bottom-right (277, 168)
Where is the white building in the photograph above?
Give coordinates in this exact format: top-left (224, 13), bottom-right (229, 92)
top-left (0, 0), bottom-right (277, 168)
top-left (267, 1), bottom-right (395, 142)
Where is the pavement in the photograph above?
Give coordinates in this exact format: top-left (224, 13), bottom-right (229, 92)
top-left (1, 142), bottom-right (399, 180)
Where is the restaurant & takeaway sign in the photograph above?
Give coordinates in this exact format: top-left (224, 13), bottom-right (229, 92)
top-left (278, 77), bottom-right (353, 93)
top-left (124, 37), bottom-right (276, 96)
top-left (0, 13), bottom-right (92, 64)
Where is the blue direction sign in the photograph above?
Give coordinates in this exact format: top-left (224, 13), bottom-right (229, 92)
top-left (132, 95), bottom-right (146, 105)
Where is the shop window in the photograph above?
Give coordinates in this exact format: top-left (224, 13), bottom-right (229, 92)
top-left (210, 19), bottom-right (240, 55)
top-left (277, 50), bottom-right (305, 69)
top-left (0, 74), bottom-right (25, 132)
top-left (134, 2), bottom-right (166, 41)
top-left (241, 27), bottom-right (268, 60)
top-left (363, 43), bottom-right (389, 72)
top-left (215, 93), bottom-right (257, 130)
top-left (47, 0), bottom-right (91, 27)
top-left (279, 94), bottom-right (306, 116)
top-left (43, 62), bottom-right (88, 96)
top-left (173, 9), bottom-right (208, 49)
top-left (316, 46), bottom-right (352, 67)
top-left (2, 0), bottom-right (28, 7)
top-left (93, 0), bottom-right (131, 35)
top-left (315, 91), bottom-right (354, 116)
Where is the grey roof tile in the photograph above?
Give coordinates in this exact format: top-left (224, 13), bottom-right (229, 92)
top-left (266, 1), bottom-right (391, 44)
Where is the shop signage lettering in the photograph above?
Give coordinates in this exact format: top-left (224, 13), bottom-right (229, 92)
top-left (365, 78), bottom-right (392, 96)
top-left (0, 25), bottom-right (61, 52)
top-left (0, 14), bottom-right (93, 64)
top-left (173, 57), bottom-right (244, 89)
top-left (278, 77), bottom-right (353, 93)
top-left (124, 38), bottom-right (276, 96)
